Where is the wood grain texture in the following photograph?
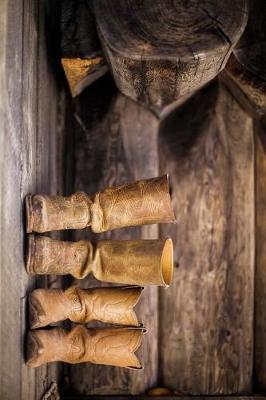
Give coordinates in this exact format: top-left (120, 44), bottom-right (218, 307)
top-left (68, 75), bottom-right (160, 395)
top-left (254, 120), bottom-right (266, 391)
top-left (92, 0), bottom-right (247, 113)
top-left (0, 0), bottom-right (66, 398)
top-left (159, 81), bottom-right (254, 394)
top-left (61, 0), bottom-right (107, 97)
top-left (221, 3), bottom-right (266, 390)
top-left (0, 1), bottom-right (24, 399)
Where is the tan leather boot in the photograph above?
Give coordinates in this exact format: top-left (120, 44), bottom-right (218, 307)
top-left (26, 175), bottom-right (175, 233)
top-left (29, 285), bottom-right (143, 329)
top-left (26, 325), bottom-right (145, 368)
top-left (27, 235), bottom-right (173, 286)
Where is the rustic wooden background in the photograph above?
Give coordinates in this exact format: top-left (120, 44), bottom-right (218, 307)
top-left (67, 75), bottom-right (255, 396)
top-left (1, 0), bottom-right (266, 399)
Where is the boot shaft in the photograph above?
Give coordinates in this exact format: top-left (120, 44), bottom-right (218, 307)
top-left (93, 238), bottom-right (173, 286)
top-left (26, 175), bottom-right (175, 233)
top-left (27, 235), bottom-right (174, 286)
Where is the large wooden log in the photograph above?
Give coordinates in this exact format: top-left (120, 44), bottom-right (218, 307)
top-left (61, 0), bottom-right (107, 97)
top-left (159, 81), bottom-right (254, 394)
top-left (92, 0), bottom-right (247, 113)
top-left (69, 75), bottom-right (160, 395)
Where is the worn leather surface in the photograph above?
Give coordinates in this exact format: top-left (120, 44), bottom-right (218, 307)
top-left (29, 286), bottom-right (143, 328)
top-left (26, 175), bottom-right (175, 233)
top-left (27, 326), bottom-right (145, 368)
top-left (26, 235), bottom-right (174, 286)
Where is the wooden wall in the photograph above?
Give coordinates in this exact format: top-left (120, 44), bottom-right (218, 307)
top-left (0, 1), bottom-right (69, 399)
top-left (67, 76), bottom-right (256, 396)
top-left (1, 0), bottom-right (266, 398)
top-left (159, 81), bottom-right (254, 394)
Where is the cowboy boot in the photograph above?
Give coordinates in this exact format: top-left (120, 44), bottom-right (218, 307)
top-left (29, 285), bottom-right (143, 329)
top-left (26, 325), bottom-right (145, 368)
top-left (26, 235), bottom-right (173, 286)
top-left (26, 175), bottom-right (175, 233)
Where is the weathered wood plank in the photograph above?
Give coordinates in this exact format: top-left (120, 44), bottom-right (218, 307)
top-left (0, 0), bottom-right (66, 398)
top-left (69, 75), bottom-right (160, 395)
top-left (254, 120), bottom-right (266, 391)
top-left (221, 1), bottom-right (266, 391)
top-left (20, 0), bottom-right (39, 398)
top-left (35, 1), bottom-right (65, 398)
top-left (0, 1), bottom-right (25, 399)
top-left (159, 81), bottom-right (254, 394)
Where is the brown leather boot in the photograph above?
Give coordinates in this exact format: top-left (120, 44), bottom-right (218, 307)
top-left (26, 175), bottom-right (175, 233)
top-left (26, 235), bottom-right (173, 286)
top-left (29, 285), bottom-right (143, 329)
top-left (26, 325), bottom-right (145, 368)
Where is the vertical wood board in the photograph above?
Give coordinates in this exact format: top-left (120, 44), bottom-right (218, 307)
top-left (159, 81), bottom-right (254, 394)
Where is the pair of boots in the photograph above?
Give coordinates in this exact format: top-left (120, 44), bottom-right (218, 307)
top-left (25, 176), bottom-right (175, 369)
top-left (27, 286), bottom-right (145, 369)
